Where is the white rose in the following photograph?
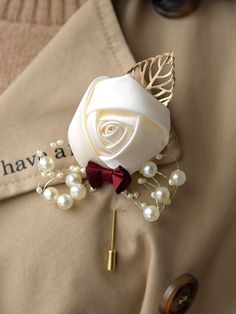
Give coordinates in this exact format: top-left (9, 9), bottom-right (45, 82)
top-left (68, 74), bottom-right (170, 174)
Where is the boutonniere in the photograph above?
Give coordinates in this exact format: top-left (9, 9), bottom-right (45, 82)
top-left (36, 52), bottom-right (186, 271)
top-left (36, 51), bottom-right (186, 218)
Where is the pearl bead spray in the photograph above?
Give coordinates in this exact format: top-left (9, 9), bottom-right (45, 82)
top-left (36, 143), bottom-right (186, 222)
top-left (36, 140), bottom-right (89, 210)
top-left (122, 154), bottom-right (186, 222)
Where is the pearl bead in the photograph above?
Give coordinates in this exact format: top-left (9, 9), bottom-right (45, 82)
top-left (80, 167), bottom-right (86, 178)
top-left (156, 154), bottom-right (163, 160)
top-left (69, 165), bottom-right (75, 171)
top-left (133, 192), bottom-right (140, 199)
top-left (73, 166), bottom-right (81, 173)
top-left (38, 156), bottom-right (55, 172)
top-left (70, 184), bottom-right (87, 200)
top-left (42, 187), bottom-right (59, 203)
top-left (152, 186), bottom-right (170, 203)
top-left (56, 172), bottom-right (64, 179)
top-left (141, 202), bottom-right (147, 209)
top-left (143, 205), bottom-right (160, 222)
top-left (48, 171), bottom-right (55, 178)
top-left (56, 139), bottom-right (64, 146)
top-left (138, 177), bottom-right (147, 184)
top-left (50, 142), bottom-right (57, 149)
top-left (140, 161), bottom-right (157, 178)
top-left (36, 150), bottom-right (43, 157)
top-left (65, 173), bottom-right (82, 187)
top-left (57, 194), bottom-right (73, 210)
top-left (169, 170), bottom-right (186, 186)
top-left (36, 186), bottom-right (42, 194)
top-left (126, 193), bottom-right (133, 199)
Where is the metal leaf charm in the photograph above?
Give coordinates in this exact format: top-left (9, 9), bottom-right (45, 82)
top-left (128, 52), bottom-right (175, 106)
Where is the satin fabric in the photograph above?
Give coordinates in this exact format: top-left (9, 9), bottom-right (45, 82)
top-left (68, 74), bottom-right (170, 174)
top-left (86, 160), bottom-right (132, 193)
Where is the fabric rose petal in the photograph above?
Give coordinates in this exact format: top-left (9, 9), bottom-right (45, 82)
top-left (68, 74), bottom-right (170, 175)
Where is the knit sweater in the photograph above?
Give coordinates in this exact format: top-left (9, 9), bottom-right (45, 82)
top-left (0, 0), bottom-right (86, 94)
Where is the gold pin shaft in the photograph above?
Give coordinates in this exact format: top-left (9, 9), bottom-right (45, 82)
top-left (107, 209), bottom-right (117, 272)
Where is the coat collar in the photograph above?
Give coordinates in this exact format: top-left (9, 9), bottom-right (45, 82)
top-left (0, 0), bottom-right (180, 200)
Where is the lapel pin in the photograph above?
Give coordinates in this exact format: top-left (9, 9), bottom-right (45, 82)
top-left (106, 209), bottom-right (117, 272)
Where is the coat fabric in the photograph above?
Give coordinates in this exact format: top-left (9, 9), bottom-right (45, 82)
top-left (0, 0), bottom-right (235, 313)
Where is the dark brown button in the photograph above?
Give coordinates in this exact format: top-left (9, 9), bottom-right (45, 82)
top-left (153, 0), bottom-right (199, 18)
top-left (159, 274), bottom-right (199, 314)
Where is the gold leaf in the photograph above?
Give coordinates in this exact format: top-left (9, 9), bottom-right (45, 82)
top-left (128, 52), bottom-right (175, 107)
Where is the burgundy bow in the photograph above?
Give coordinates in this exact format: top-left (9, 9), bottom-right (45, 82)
top-left (86, 161), bottom-right (132, 194)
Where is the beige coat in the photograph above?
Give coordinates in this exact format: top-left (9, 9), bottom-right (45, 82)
top-left (0, 0), bottom-right (235, 313)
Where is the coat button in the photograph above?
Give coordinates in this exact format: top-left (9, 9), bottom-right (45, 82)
top-left (159, 274), bottom-right (199, 313)
top-left (152, 0), bottom-right (199, 18)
